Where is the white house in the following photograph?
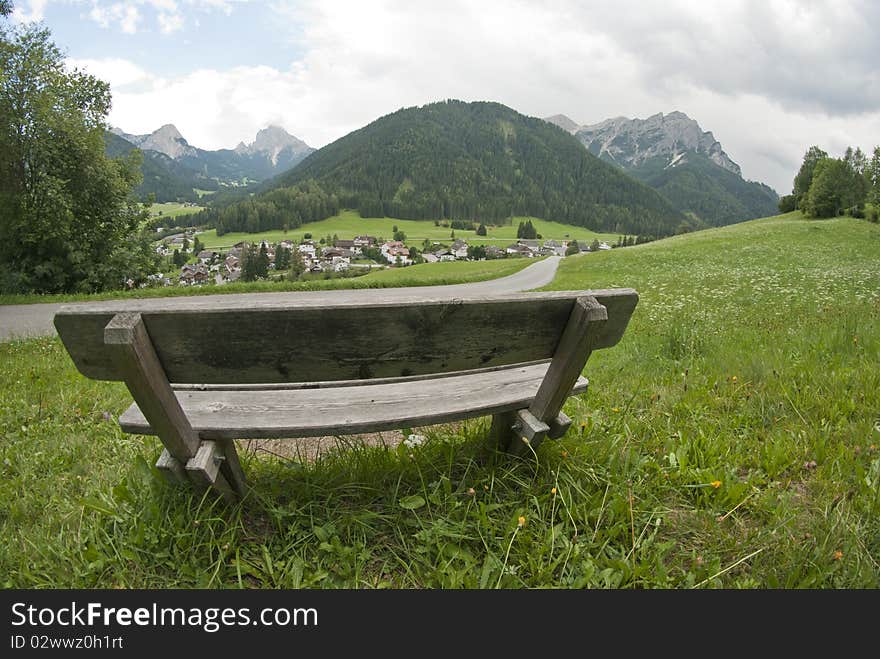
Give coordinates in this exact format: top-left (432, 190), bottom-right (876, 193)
top-left (451, 239), bottom-right (469, 259)
top-left (380, 241), bottom-right (412, 266)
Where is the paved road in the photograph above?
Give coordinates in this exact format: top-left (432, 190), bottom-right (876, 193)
top-left (0, 256), bottom-right (561, 342)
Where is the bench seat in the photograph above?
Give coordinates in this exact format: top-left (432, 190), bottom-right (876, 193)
top-left (119, 362), bottom-right (588, 440)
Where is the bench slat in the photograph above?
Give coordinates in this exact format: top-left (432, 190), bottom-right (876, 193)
top-left (118, 363), bottom-right (588, 439)
top-left (54, 289), bottom-right (638, 384)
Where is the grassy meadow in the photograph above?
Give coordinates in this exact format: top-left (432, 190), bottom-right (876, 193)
top-left (148, 202), bottom-right (204, 218)
top-left (1, 211), bottom-right (878, 588)
top-left (198, 210), bottom-right (621, 250)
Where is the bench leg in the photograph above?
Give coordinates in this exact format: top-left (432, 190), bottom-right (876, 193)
top-left (489, 411), bottom-right (518, 451)
top-left (218, 439), bottom-right (248, 497)
top-left (105, 313), bottom-right (242, 502)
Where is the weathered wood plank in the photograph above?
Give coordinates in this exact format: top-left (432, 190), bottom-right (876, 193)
top-left (118, 363), bottom-right (589, 439)
top-left (547, 411), bottom-right (573, 439)
top-left (529, 296), bottom-right (608, 423)
top-left (184, 440), bottom-right (237, 503)
top-left (104, 313), bottom-right (200, 462)
top-left (488, 411), bottom-right (517, 451)
top-left (55, 289), bottom-right (638, 384)
top-left (217, 439), bottom-right (247, 496)
top-left (155, 449), bottom-right (187, 484)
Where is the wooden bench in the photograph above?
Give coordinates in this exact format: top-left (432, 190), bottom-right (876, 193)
top-left (54, 288), bottom-right (638, 501)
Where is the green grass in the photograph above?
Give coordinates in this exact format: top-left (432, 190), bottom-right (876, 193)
top-left (2, 211), bottom-right (879, 588)
top-left (198, 210), bottom-right (620, 250)
top-left (147, 202), bottom-right (204, 218)
top-left (0, 258), bottom-right (534, 305)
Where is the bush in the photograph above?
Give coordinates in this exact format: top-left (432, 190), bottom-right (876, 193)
top-left (866, 206), bottom-right (879, 223)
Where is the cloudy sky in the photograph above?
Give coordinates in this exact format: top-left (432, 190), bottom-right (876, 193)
top-left (9, 0), bottom-right (880, 193)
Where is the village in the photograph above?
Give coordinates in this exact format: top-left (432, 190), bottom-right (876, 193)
top-left (151, 231), bottom-right (615, 287)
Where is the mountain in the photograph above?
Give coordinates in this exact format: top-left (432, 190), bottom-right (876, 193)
top-left (543, 114), bottom-right (582, 134)
top-left (202, 100), bottom-right (683, 237)
top-left (546, 111), bottom-right (778, 226)
top-left (108, 124), bottom-right (314, 199)
top-left (104, 131), bottom-right (217, 202)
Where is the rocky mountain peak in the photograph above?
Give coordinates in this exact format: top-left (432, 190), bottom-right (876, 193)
top-left (234, 125), bottom-right (312, 165)
top-left (543, 114), bottom-right (582, 134)
top-left (575, 111), bottom-right (741, 176)
top-left (138, 124), bottom-right (196, 160)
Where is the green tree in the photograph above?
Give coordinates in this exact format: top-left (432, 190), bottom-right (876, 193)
top-left (275, 243), bottom-right (291, 270)
top-left (590, 239), bottom-right (600, 252)
top-left (516, 220), bottom-right (537, 239)
top-left (192, 236), bottom-right (203, 256)
top-left (256, 242), bottom-right (270, 278)
top-left (393, 229), bottom-right (406, 241)
top-left (476, 223), bottom-right (487, 236)
top-left (288, 248), bottom-right (305, 279)
top-left (467, 245), bottom-right (487, 260)
top-left (792, 146), bottom-right (828, 208)
top-left (240, 243), bottom-right (258, 282)
top-left (565, 240), bottom-right (580, 256)
top-left (0, 23), bottom-right (154, 293)
top-left (867, 146), bottom-right (880, 206)
top-left (803, 158), bottom-right (850, 218)
top-left (0, 2), bottom-right (12, 17)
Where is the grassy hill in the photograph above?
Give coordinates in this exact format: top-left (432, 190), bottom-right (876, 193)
top-left (2, 211), bottom-right (878, 587)
top-left (198, 210), bottom-right (621, 250)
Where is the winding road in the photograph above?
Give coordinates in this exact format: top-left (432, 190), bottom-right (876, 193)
top-left (0, 256), bottom-right (561, 342)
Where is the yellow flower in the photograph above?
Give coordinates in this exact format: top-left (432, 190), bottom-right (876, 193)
top-left (517, 515), bottom-right (526, 528)
top-left (833, 550), bottom-right (843, 561)
top-left (731, 375), bottom-right (737, 382)
top-left (551, 487), bottom-right (557, 495)
top-left (612, 407), bottom-right (620, 412)
top-left (710, 480), bottom-right (722, 489)
top-left (561, 451), bottom-right (569, 459)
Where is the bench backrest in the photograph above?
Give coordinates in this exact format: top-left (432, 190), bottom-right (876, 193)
top-left (54, 288), bottom-right (638, 385)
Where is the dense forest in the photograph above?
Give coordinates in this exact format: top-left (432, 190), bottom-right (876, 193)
top-left (627, 153), bottom-right (779, 228)
top-left (200, 100), bottom-right (683, 236)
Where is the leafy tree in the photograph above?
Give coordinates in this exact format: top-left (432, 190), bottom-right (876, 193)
top-left (0, 1), bottom-right (12, 17)
top-left (867, 146), bottom-right (880, 206)
top-left (192, 236), bottom-right (203, 256)
top-left (182, 236), bottom-right (189, 252)
top-left (393, 229), bottom-right (406, 241)
top-left (467, 245), bottom-right (487, 260)
top-left (565, 240), bottom-right (580, 256)
top-left (792, 146), bottom-right (828, 208)
top-left (171, 248), bottom-right (186, 267)
top-left (590, 239), bottom-right (600, 252)
top-left (0, 24), bottom-right (155, 293)
top-left (802, 158), bottom-right (850, 218)
top-left (476, 223), bottom-right (487, 236)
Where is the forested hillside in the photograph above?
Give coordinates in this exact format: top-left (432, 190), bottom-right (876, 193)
top-left (628, 153), bottom-right (779, 228)
top-left (200, 100), bottom-right (682, 236)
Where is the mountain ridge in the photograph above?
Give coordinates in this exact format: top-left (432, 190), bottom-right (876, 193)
top-left (545, 110), bottom-right (778, 225)
top-left (107, 123), bottom-right (315, 201)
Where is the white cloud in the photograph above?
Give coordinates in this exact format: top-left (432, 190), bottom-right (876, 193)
top-left (89, 2), bottom-right (142, 34)
top-left (65, 0), bottom-right (880, 193)
top-left (11, 0), bottom-right (48, 22)
top-left (157, 11), bottom-right (184, 33)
